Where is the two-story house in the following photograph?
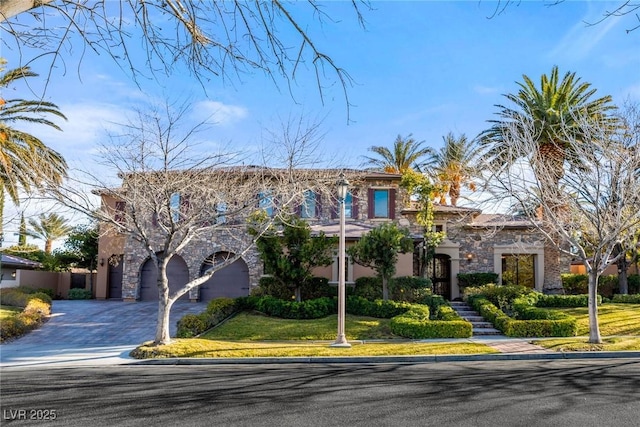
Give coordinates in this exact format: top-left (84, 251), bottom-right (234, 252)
top-left (94, 168), bottom-right (568, 302)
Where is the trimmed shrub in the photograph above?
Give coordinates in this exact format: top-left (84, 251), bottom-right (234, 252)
top-left (389, 305), bottom-right (471, 338)
top-left (254, 296), bottom-right (337, 319)
top-left (352, 277), bottom-right (382, 301)
top-left (629, 275), bottom-right (640, 294)
top-left (457, 272), bottom-right (499, 290)
top-left (611, 294), bottom-right (640, 304)
top-left (253, 276), bottom-right (335, 301)
top-left (534, 294), bottom-right (600, 308)
top-left (464, 284), bottom-right (534, 316)
top-left (68, 288), bottom-right (92, 300)
top-left (467, 294), bottom-right (577, 337)
top-left (346, 296), bottom-right (411, 318)
top-left (561, 274), bottom-right (588, 295)
top-left (176, 297), bottom-right (238, 337)
top-left (0, 289), bottom-right (52, 342)
top-left (598, 275), bottom-right (619, 298)
top-left (389, 276), bottom-right (432, 303)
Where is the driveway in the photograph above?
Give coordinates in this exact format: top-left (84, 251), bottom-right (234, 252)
top-left (0, 300), bottom-right (207, 367)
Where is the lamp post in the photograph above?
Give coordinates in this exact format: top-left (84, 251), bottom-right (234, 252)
top-left (331, 173), bottom-right (351, 348)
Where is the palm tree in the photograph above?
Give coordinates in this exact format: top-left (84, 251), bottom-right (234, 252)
top-left (0, 59), bottom-right (68, 234)
top-left (480, 65), bottom-right (615, 183)
top-left (362, 134), bottom-right (432, 174)
top-left (27, 213), bottom-right (73, 254)
top-left (426, 132), bottom-right (479, 206)
top-left (479, 65), bottom-right (615, 292)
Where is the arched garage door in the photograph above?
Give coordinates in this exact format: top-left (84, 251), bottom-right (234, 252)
top-left (108, 255), bottom-right (124, 300)
top-left (198, 252), bottom-right (250, 301)
top-left (139, 255), bottom-right (190, 301)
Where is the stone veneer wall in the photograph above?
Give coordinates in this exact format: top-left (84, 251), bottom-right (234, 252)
top-left (120, 227), bottom-right (262, 301)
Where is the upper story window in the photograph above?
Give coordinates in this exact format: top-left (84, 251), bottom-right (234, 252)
top-left (216, 202), bottom-right (227, 224)
top-left (170, 192), bottom-right (181, 222)
top-left (332, 191), bottom-right (358, 219)
top-left (368, 188), bottom-right (396, 219)
top-left (114, 201), bottom-right (126, 224)
top-left (300, 190), bottom-right (319, 218)
top-left (258, 190), bottom-right (275, 217)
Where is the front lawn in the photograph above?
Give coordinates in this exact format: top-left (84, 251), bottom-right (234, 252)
top-left (200, 312), bottom-right (396, 340)
top-left (131, 339), bottom-right (497, 359)
top-left (534, 303), bottom-right (640, 351)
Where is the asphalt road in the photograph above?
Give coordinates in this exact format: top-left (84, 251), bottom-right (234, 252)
top-left (2, 359), bottom-right (639, 426)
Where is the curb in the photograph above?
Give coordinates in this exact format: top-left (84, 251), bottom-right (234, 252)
top-left (132, 351), bottom-right (640, 365)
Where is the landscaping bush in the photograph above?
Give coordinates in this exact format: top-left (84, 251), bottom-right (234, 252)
top-left (629, 275), bottom-right (640, 294)
top-left (254, 296), bottom-right (337, 319)
top-left (68, 288), bottom-right (93, 300)
top-left (534, 294), bottom-right (600, 307)
top-left (389, 276), bottom-right (432, 303)
top-left (457, 272), bottom-right (499, 290)
top-left (611, 294), bottom-right (640, 304)
top-left (561, 274), bottom-right (588, 294)
top-left (345, 296), bottom-right (411, 318)
top-left (176, 297), bottom-right (239, 337)
top-left (389, 305), bottom-right (471, 338)
top-left (463, 284), bottom-right (534, 316)
top-left (598, 275), bottom-right (619, 298)
top-left (0, 288), bottom-right (52, 342)
top-left (253, 276), bottom-right (335, 300)
top-left (352, 277), bottom-right (382, 301)
top-left (467, 294), bottom-right (577, 337)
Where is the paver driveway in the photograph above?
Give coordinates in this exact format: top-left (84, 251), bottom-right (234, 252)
top-left (8, 300), bottom-right (208, 346)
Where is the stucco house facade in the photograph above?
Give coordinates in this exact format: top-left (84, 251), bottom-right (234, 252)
top-left (94, 168), bottom-right (568, 302)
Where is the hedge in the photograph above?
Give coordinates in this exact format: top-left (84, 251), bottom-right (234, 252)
top-left (467, 295), bottom-right (577, 337)
top-left (345, 296), bottom-right (412, 318)
top-left (561, 274), bottom-right (640, 297)
top-left (253, 276), bottom-right (335, 300)
top-left (534, 294), bottom-right (601, 308)
top-left (68, 288), bottom-right (93, 300)
top-left (457, 272), bottom-right (499, 289)
top-left (176, 297), bottom-right (239, 337)
top-left (0, 288), bottom-right (52, 342)
top-left (611, 294), bottom-right (640, 304)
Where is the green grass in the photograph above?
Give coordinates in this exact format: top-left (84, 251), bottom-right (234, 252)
top-left (132, 339), bottom-right (497, 359)
top-left (201, 312), bottom-right (396, 341)
top-left (0, 305), bottom-right (21, 321)
top-left (534, 303), bottom-right (640, 351)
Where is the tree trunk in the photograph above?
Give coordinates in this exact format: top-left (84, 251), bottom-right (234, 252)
top-left (587, 271), bottom-right (602, 344)
top-left (154, 266), bottom-right (173, 345)
top-left (295, 286), bottom-right (302, 302)
top-left (382, 276), bottom-right (389, 301)
top-left (618, 258), bottom-right (629, 295)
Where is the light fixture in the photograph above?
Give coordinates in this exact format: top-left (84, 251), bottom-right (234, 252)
top-left (466, 253), bottom-right (473, 263)
top-left (331, 172), bottom-right (351, 348)
top-left (100, 258), bottom-right (105, 267)
top-left (11, 271), bottom-right (16, 279)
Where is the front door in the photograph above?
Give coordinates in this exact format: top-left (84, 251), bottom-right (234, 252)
top-left (429, 254), bottom-right (451, 300)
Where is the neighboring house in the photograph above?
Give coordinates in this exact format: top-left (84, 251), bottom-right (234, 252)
top-left (0, 254), bottom-right (43, 287)
top-left (95, 169), bottom-right (568, 302)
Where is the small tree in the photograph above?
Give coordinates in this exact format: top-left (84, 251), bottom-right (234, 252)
top-left (348, 222), bottom-right (414, 301)
top-left (27, 213), bottom-right (73, 254)
top-left (484, 102), bottom-right (640, 343)
top-left (250, 215), bottom-right (337, 302)
top-left (48, 100), bottom-right (336, 345)
top-left (400, 170), bottom-right (445, 280)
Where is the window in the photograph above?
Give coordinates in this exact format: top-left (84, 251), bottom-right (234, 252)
top-left (170, 192), bottom-right (181, 222)
top-left (258, 191), bottom-right (274, 217)
top-left (332, 191), bottom-right (358, 219)
top-left (367, 188), bottom-right (396, 219)
top-left (501, 254), bottom-right (535, 288)
top-left (344, 193), bottom-right (353, 218)
top-left (114, 201), bottom-right (126, 224)
top-left (300, 190), bottom-right (318, 218)
top-left (216, 202), bottom-right (227, 224)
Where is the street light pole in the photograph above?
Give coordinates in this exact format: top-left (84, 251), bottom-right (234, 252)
top-left (331, 173), bottom-right (351, 348)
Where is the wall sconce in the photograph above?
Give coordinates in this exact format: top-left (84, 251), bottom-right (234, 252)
top-left (466, 253), bottom-right (473, 263)
top-left (11, 271), bottom-right (16, 279)
top-left (100, 258), bottom-right (105, 267)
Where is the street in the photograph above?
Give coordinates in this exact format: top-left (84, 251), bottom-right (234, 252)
top-left (1, 359), bottom-right (639, 426)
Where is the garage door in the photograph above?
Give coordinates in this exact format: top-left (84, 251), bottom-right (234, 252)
top-left (198, 252), bottom-right (250, 301)
top-left (139, 255), bottom-right (190, 301)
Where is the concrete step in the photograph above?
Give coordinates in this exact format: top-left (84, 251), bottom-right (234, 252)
top-left (473, 327), bottom-right (503, 336)
top-left (464, 316), bottom-right (485, 322)
top-left (471, 322), bottom-right (494, 328)
top-left (449, 302), bottom-right (504, 337)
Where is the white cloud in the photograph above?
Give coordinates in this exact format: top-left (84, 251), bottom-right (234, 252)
top-left (192, 100), bottom-right (248, 125)
top-left (473, 85), bottom-right (500, 95)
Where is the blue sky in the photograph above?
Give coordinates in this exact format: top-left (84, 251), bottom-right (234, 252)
top-left (1, 1), bottom-right (639, 246)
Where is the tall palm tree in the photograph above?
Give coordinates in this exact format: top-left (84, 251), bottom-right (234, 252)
top-left (479, 65), bottom-right (615, 293)
top-left (362, 134), bottom-right (432, 174)
top-left (0, 59), bottom-right (68, 234)
top-left (27, 213), bottom-right (73, 254)
top-left (480, 65), bottom-right (615, 183)
top-left (426, 132), bottom-right (479, 206)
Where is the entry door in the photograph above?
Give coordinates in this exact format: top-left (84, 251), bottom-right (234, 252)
top-left (430, 254), bottom-right (451, 300)
top-left (139, 255), bottom-right (190, 301)
top-left (108, 255), bottom-right (124, 299)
